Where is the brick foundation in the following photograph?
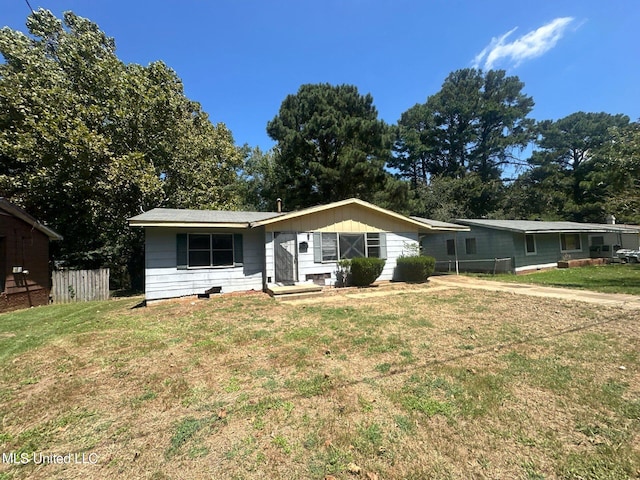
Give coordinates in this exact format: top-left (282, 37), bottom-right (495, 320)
top-left (0, 287), bottom-right (50, 313)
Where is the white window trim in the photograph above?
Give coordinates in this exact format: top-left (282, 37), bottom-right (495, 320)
top-left (524, 234), bottom-right (537, 256)
top-left (320, 232), bottom-right (338, 263)
top-left (319, 232), bottom-right (383, 263)
top-left (559, 233), bottom-right (582, 253)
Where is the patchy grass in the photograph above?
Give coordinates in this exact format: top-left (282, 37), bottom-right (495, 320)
top-left (0, 289), bottom-right (639, 479)
top-left (479, 263), bottom-right (640, 295)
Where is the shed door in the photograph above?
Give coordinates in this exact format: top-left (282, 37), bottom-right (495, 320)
top-left (274, 232), bottom-right (297, 284)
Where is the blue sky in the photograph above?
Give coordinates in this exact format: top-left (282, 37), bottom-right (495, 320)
top-left (2, 0), bottom-right (639, 152)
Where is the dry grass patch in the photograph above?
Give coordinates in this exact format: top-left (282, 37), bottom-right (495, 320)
top-left (0, 290), bottom-right (638, 479)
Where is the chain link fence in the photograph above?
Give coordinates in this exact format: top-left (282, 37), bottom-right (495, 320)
top-left (435, 258), bottom-right (514, 275)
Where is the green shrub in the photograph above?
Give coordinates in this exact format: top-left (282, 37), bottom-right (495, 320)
top-left (396, 256), bottom-right (435, 283)
top-left (349, 257), bottom-right (386, 286)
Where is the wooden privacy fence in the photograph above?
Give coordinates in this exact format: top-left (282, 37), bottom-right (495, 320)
top-left (51, 268), bottom-right (110, 303)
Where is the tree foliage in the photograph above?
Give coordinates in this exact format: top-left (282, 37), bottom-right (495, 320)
top-left (588, 121), bottom-right (640, 224)
top-left (0, 9), bottom-right (242, 286)
top-left (393, 68), bottom-right (534, 185)
top-left (266, 83), bottom-right (390, 209)
top-left (521, 112), bottom-right (631, 221)
top-left (238, 146), bottom-right (287, 211)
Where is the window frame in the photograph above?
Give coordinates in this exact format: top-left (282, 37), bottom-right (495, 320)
top-left (318, 232), bottom-right (384, 263)
top-left (465, 237), bottom-right (477, 255)
top-left (320, 232), bottom-right (338, 262)
top-left (524, 234), bottom-right (537, 256)
top-left (187, 233), bottom-right (235, 268)
top-left (366, 233), bottom-right (381, 258)
top-left (446, 239), bottom-right (456, 256)
top-left (560, 233), bottom-right (582, 253)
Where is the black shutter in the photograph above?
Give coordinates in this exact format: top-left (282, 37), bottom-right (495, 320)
top-left (233, 233), bottom-right (244, 266)
top-left (177, 234), bottom-right (188, 270)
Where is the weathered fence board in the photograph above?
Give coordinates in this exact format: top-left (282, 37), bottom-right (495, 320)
top-left (51, 268), bottom-right (110, 303)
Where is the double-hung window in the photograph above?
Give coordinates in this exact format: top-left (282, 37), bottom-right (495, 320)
top-left (560, 233), bottom-right (582, 252)
top-left (446, 239), bottom-right (456, 256)
top-left (366, 233), bottom-right (381, 258)
top-left (320, 233), bottom-right (338, 262)
top-left (525, 234), bottom-right (536, 255)
top-left (465, 237), bottom-right (477, 255)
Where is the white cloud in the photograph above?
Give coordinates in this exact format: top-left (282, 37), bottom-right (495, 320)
top-left (473, 17), bottom-right (574, 70)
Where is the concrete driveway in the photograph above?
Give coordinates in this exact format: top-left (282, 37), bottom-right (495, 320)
top-left (428, 275), bottom-right (640, 310)
top-left (280, 275), bottom-right (640, 309)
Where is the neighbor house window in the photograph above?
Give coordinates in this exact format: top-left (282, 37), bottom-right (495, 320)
top-left (560, 233), bottom-right (582, 252)
top-left (525, 234), bottom-right (536, 255)
top-left (315, 232), bottom-right (386, 262)
top-left (465, 238), bottom-right (477, 255)
top-left (591, 236), bottom-right (604, 246)
top-left (446, 239), bottom-right (456, 256)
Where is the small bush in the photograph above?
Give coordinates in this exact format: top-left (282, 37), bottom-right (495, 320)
top-left (396, 256), bottom-right (435, 283)
top-left (350, 257), bottom-right (386, 286)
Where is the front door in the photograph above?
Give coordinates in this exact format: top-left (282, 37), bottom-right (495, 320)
top-left (274, 232), bottom-right (297, 284)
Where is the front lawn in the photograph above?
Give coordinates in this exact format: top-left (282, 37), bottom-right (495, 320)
top-left (483, 264), bottom-right (640, 295)
top-left (0, 290), bottom-right (638, 479)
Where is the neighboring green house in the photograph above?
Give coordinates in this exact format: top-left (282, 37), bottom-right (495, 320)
top-left (420, 219), bottom-right (640, 274)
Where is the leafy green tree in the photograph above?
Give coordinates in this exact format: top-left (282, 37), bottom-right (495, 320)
top-left (394, 69), bottom-right (534, 184)
top-left (0, 9), bottom-right (242, 287)
top-left (585, 121), bottom-right (640, 224)
top-left (532, 112), bottom-right (630, 172)
top-left (238, 146), bottom-right (288, 211)
top-left (411, 174), bottom-right (504, 221)
top-left (266, 83), bottom-right (390, 209)
top-left (525, 112), bottom-right (630, 221)
top-left (391, 102), bottom-right (440, 186)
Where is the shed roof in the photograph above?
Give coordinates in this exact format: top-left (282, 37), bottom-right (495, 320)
top-left (0, 198), bottom-right (63, 240)
top-left (455, 219), bottom-right (640, 234)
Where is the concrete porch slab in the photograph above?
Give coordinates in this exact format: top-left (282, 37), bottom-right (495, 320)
top-left (266, 282), bottom-right (324, 297)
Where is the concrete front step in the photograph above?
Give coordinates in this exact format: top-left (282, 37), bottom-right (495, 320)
top-left (265, 283), bottom-right (324, 297)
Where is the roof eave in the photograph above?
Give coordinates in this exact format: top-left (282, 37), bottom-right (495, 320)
top-left (252, 198), bottom-right (458, 231)
top-left (0, 199), bottom-right (63, 240)
top-left (128, 221), bottom-right (251, 229)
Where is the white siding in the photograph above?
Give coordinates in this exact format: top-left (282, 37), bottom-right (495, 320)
top-left (382, 232), bottom-right (419, 281)
top-left (145, 227), bottom-right (264, 300)
top-left (265, 231), bottom-right (274, 283)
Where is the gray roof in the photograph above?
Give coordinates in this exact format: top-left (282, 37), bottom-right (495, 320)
top-left (455, 219), bottom-right (640, 234)
top-left (410, 216), bottom-right (470, 231)
top-left (128, 208), bottom-right (283, 226)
